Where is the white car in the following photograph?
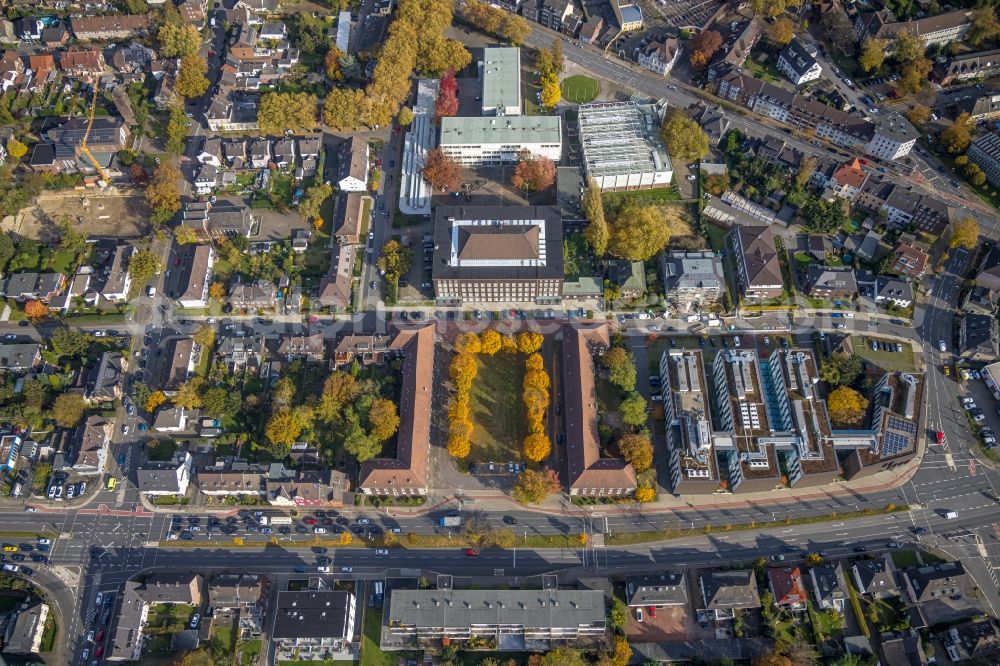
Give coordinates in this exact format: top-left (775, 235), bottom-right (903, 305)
top-left (961, 397), bottom-right (975, 404)
top-left (843, 313), bottom-right (854, 319)
top-left (190, 614), bottom-right (200, 628)
top-left (147, 286), bottom-right (156, 298)
top-left (37, 538), bottom-right (50, 546)
top-left (93, 331), bottom-right (105, 337)
top-left (317, 566), bottom-right (331, 573)
top-left (834, 323), bottom-right (847, 329)
top-left (939, 340), bottom-right (948, 353)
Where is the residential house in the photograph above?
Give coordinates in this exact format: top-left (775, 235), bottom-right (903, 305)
top-left (101, 244), bottom-right (133, 303)
top-left (85, 352), bottom-right (127, 403)
top-left (259, 21), bottom-right (286, 40)
top-left (963, 285), bottom-right (997, 315)
top-left (223, 138), bottom-right (247, 169)
top-left (70, 416), bottom-right (109, 474)
top-left (824, 158), bottom-right (869, 202)
top-left (715, 69), bottom-right (917, 160)
top-left (178, 0), bottom-right (207, 23)
top-left (108, 583), bottom-right (150, 661)
top-left (272, 591), bottom-right (356, 662)
top-left (265, 464), bottom-right (347, 506)
top-left (382, 589), bottom-right (605, 652)
top-left (182, 201), bottom-right (257, 238)
top-left (13, 18), bottom-right (42, 42)
top-left (535, 0), bottom-right (573, 31)
top-left (891, 241), bottom-right (928, 278)
top-left (136, 452), bottom-right (193, 494)
top-left (205, 88), bottom-right (259, 131)
top-left (691, 103), bottom-right (731, 145)
top-left (152, 406), bottom-right (189, 432)
top-left (196, 137), bottom-right (223, 167)
top-left (358, 325), bottom-right (435, 496)
top-left (578, 16), bottom-right (603, 44)
top-left (198, 461), bottom-right (266, 496)
top-left (250, 138), bottom-right (271, 169)
top-left (27, 54), bottom-right (55, 89)
top-left (176, 244), bottom-right (215, 307)
top-left (58, 47), bottom-right (106, 77)
top-left (967, 93), bottom-right (1000, 122)
top-left (2, 600), bottom-right (50, 656)
top-left (229, 279), bottom-right (277, 311)
top-left (160, 338), bottom-right (196, 394)
top-left (638, 38), bottom-right (680, 76)
top-left (563, 323), bottom-right (637, 496)
top-left (69, 15), bottom-right (151, 41)
top-left (194, 164), bottom-right (218, 195)
top-left (881, 188), bottom-right (953, 236)
top-left (0, 19), bottom-right (19, 44)
top-left (728, 225), bottom-right (783, 300)
top-left (333, 193), bottom-right (366, 245)
top-left (768, 566), bottom-right (808, 611)
top-left (936, 49), bottom-right (1000, 85)
top-left (881, 636), bottom-right (928, 666)
top-left (134, 573), bottom-right (203, 605)
top-left (874, 277), bottom-right (913, 309)
top-left (851, 554), bottom-right (898, 598)
top-left (777, 39), bottom-right (822, 86)
top-left (217, 332), bottom-right (266, 371)
top-left (42, 23), bottom-right (69, 48)
top-left (809, 564), bottom-right (847, 612)
top-left (699, 570), bottom-right (761, 620)
top-left (110, 86), bottom-right (136, 126)
top-left (606, 260), bottom-right (646, 299)
top-left (276, 333), bottom-right (325, 361)
top-left (337, 137), bottom-right (369, 192)
top-left (153, 72), bottom-right (178, 110)
top-left (0, 50), bottom-right (24, 92)
top-left (0, 343), bottom-right (42, 371)
top-left (273, 137), bottom-right (295, 169)
top-left (804, 265), bottom-right (857, 299)
top-left (316, 244), bottom-right (355, 311)
top-left (110, 43), bottom-right (156, 74)
top-left (975, 242), bottom-right (1000, 291)
top-left (959, 313), bottom-right (998, 361)
top-left (708, 19), bottom-right (763, 79)
top-left (660, 250), bottom-right (725, 313)
top-left (625, 573), bottom-right (687, 609)
top-left (903, 562), bottom-right (969, 605)
top-left (854, 9), bottom-right (970, 48)
top-left (1, 272), bottom-right (66, 302)
top-left (208, 575), bottom-right (263, 609)
top-left (333, 334), bottom-right (392, 366)
top-left (943, 618), bottom-right (1000, 663)
top-left (611, 0), bottom-right (642, 31)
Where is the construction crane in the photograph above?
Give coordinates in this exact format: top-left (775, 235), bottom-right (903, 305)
top-left (80, 85), bottom-right (111, 186)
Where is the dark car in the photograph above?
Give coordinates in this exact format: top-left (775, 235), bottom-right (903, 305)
top-left (912, 526), bottom-right (927, 535)
top-left (852, 545), bottom-right (866, 552)
top-left (503, 516), bottom-right (517, 525)
top-left (295, 526), bottom-right (308, 534)
top-left (336, 516), bottom-right (349, 526)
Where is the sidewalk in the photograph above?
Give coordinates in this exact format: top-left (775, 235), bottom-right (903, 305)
top-left (380, 453), bottom-right (923, 520)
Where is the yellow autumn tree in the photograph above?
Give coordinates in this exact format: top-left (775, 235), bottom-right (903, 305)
top-left (447, 434), bottom-right (471, 459)
top-left (516, 331), bottom-right (543, 354)
top-left (635, 487), bottom-right (656, 503)
top-left (448, 398), bottom-right (470, 423)
top-left (145, 390), bottom-right (167, 412)
top-left (479, 329), bottom-right (502, 355)
top-left (525, 352), bottom-right (544, 371)
top-left (454, 331), bottom-right (482, 354)
top-left (828, 386), bottom-right (867, 425)
top-left (340, 531), bottom-right (353, 545)
top-left (500, 335), bottom-right (518, 353)
top-left (523, 432), bottom-right (551, 461)
top-left (540, 73), bottom-right (560, 108)
top-left (449, 353), bottom-right (478, 393)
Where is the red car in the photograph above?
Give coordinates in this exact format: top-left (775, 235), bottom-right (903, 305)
top-left (464, 549), bottom-right (480, 557)
top-left (648, 607), bottom-right (657, 618)
top-left (95, 646), bottom-right (104, 658)
top-left (303, 517), bottom-right (317, 526)
top-left (935, 431), bottom-right (945, 445)
top-left (96, 630), bottom-right (104, 642)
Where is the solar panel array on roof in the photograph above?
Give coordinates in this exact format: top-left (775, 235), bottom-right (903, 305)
top-left (881, 416), bottom-right (916, 457)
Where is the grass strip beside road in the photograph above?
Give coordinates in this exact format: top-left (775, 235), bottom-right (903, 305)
top-left (158, 505), bottom-right (907, 550)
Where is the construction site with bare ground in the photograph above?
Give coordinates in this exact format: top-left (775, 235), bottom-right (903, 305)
top-left (2, 188), bottom-right (152, 241)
